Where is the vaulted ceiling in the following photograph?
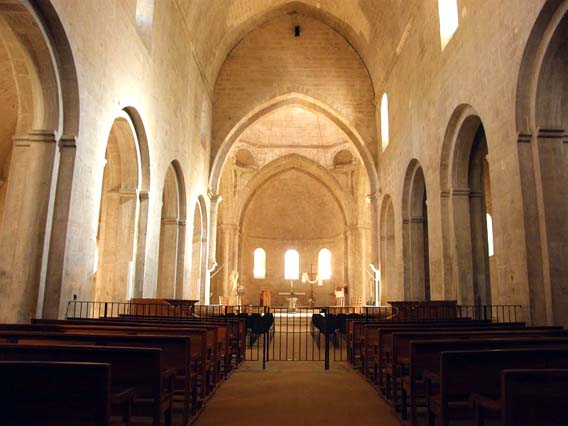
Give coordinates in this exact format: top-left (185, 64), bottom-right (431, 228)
top-left (175, 0), bottom-right (420, 96)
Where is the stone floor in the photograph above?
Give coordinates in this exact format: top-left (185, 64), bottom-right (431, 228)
top-left (195, 361), bottom-right (400, 426)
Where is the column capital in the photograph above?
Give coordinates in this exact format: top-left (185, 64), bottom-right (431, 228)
top-left (13, 130), bottom-right (57, 146)
top-left (208, 190), bottom-right (222, 204)
top-left (59, 135), bottom-right (77, 149)
top-left (365, 191), bottom-right (380, 204)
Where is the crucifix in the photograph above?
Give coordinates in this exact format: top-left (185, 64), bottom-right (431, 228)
top-left (278, 280), bottom-right (305, 311)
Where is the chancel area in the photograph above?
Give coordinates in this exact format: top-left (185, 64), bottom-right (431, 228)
top-left (0, 0), bottom-right (568, 425)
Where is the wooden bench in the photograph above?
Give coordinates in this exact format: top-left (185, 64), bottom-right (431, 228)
top-left (369, 325), bottom-right (554, 391)
top-left (20, 321), bottom-right (218, 397)
top-left (35, 317), bottom-right (237, 379)
top-left (0, 361), bottom-right (113, 426)
top-left (0, 330), bottom-right (198, 423)
top-left (401, 337), bottom-right (568, 425)
top-left (0, 344), bottom-right (172, 426)
top-left (474, 369), bottom-right (568, 426)
top-left (427, 348), bottom-right (568, 426)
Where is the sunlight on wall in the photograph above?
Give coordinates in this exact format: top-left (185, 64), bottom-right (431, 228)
top-left (486, 213), bottom-right (494, 257)
top-left (438, 0), bottom-right (459, 50)
top-left (381, 93), bottom-right (389, 151)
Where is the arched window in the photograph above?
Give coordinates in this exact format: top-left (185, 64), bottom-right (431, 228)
top-left (318, 248), bottom-right (332, 280)
top-left (284, 249), bottom-right (299, 280)
top-left (438, 0), bottom-right (459, 50)
top-left (253, 248), bottom-right (266, 279)
top-left (486, 213), bottom-right (494, 257)
top-left (381, 93), bottom-right (389, 151)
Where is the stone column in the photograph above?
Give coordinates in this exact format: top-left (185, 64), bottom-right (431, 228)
top-left (157, 217), bottom-right (179, 299)
top-left (469, 190), bottom-right (491, 305)
top-left (42, 136), bottom-right (77, 319)
top-left (536, 129), bottom-right (568, 326)
top-left (175, 219), bottom-right (186, 299)
top-left (410, 217), bottom-right (426, 300)
top-left (133, 191), bottom-right (149, 298)
top-left (0, 130), bottom-right (57, 323)
top-left (451, 188), bottom-right (475, 305)
top-left (207, 192), bottom-right (222, 270)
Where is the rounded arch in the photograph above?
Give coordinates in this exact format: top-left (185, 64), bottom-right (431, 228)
top-left (515, 1), bottom-right (568, 326)
top-left (516, 0), bottom-right (568, 133)
top-left (234, 153), bottom-right (352, 228)
top-left (0, 1), bottom-right (79, 136)
top-left (122, 106), bottom-right (151, 192)
top-left (209, 93), bottom-right (380, 196)
top-left (402, 159), bottom-right (430, 301)
top-left (93, 113), bottom-right (143, 302)
top-left (440, 104), bottom-right (483, 192)
top-left (439, 105), bottom-right (493, 305)
top-left (156, 160), bottom-right (187, 299)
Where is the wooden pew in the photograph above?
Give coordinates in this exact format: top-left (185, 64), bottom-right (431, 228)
top-left (427, 348), bottom-right (568, 426)
top-left (0, 344), bottom-right (172, 426)
top-left (20, 321), bottom-right (218, 396)
top-left (474, 369), bottom-right (568, 426)
top-left (0, 361), bottom-right (113, 426)
top-left (369, 325), bottom-right (553, 390)
top-left (347, 319), bottom-right (496, 367)
top-left (388, 329), bottom-right (567, 409)
top-left (400, 337), bottom-right (568, 426)
top-left (35, 317), bottom-right (236, 379)
top-left (0, 330), bottom-right (197, 423)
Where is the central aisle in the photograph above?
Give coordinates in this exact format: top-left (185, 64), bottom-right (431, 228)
top-left (195, 361), bottom-right (400, 426)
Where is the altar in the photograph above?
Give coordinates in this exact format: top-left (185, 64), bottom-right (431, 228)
top-left (278, 281), bottom-right (305, 310)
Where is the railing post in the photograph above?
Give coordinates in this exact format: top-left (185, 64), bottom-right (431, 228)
top-left (262, 331), bottom-right (267, 370)
top-left (324, 331), bottom-right (330, 370)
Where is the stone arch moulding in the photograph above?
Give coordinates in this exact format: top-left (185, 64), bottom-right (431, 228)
top-left (233, 154), bottom-right (353, 228)
top-left (514, 0), bottom-right (568, 327)
top-left (0, 0), bottom-right (81, 322)
top-left (209, 93), bottom-right (380, 197)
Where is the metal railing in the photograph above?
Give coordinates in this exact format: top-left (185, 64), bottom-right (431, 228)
top-left (64, 301), bottom-right (524, 370)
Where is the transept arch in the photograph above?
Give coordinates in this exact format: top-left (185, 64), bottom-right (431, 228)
top-left (210, 94), bottom-right (379, 196)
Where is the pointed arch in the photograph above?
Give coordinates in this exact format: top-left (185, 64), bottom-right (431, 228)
top-left (209, 93), bottom-right (379, 196)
